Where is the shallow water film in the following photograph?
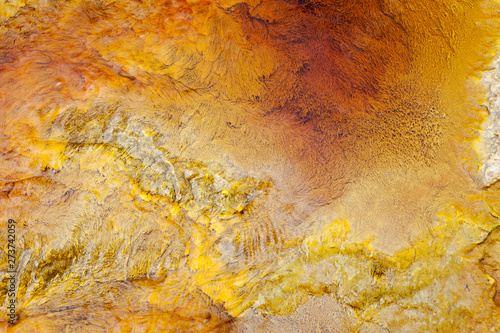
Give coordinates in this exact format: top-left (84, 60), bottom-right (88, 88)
top-left (1, 0), bottom-right (500, 331)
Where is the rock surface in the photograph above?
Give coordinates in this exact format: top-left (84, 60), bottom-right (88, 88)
top-left (1, 0), bottom-right (500, 332)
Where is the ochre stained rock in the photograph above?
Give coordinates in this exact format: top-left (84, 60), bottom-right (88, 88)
top-left (1, 0), bottom-right (500, 331)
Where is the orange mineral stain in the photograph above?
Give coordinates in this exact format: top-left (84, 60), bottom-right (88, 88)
top-left (1, 0), bottom-right (500, 331)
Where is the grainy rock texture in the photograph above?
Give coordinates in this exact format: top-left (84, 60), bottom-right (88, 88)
top-left (1, 0), bottom-right (500, 332)
top-left (482, 55), bottom-right (500, 186)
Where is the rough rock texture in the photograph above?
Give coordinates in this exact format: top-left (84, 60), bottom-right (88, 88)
top-left (1, 0), bottom-right (500, 332)
top-left (482, 55), bottom-right (500, 186)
